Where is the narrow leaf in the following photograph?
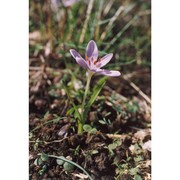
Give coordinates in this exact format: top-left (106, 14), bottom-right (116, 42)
top-left (61, 80), bottom-right (82, 122)
top-left (83, 77), bottom-right (107, 120)
top-left (87, 77), bottom-right (107, 108)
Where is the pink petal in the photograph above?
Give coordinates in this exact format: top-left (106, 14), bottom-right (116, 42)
top-left (99, 53), bottom-right (113, 68)
top-left (62, 0), bottom-right (77, 7)
top-left (76, 57), bottom-right (89, 69)
top-left (70, 49), bottom-right (82, 59)
top-left (70, 49), bottom-right (89, 69)
top-left (95, 69), bottom-right (121, 77)
top-left (86, 40), bottom-right (98, 60)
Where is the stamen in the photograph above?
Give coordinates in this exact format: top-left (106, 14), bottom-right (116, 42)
top-left (94, 58), bottom-right (101, 65)
top-left (98, 58), bottom-right (101, 62)
top-left (85, 55), bottom-right (88, 61)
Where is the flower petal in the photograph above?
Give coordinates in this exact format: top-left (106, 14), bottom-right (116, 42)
top-left (95, 69), bottom-right (121, 77)
top-left (86, 40), bottom-right (98, 60)
top-left (99, 53), bottom-right (113, 68)
top-left (62, 0), bottom-right (77, 7)
top-left (76, 57), bottom-right (89, 69)
top-left (70, 49), bottom-right (82, 59)
top-left (70, 49), bottom-right (89, 69)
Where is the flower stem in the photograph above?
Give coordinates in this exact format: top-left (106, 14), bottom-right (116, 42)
top-left (77, 71), bottom-right (93, 134)
top-left (77, 121), bottom-right (83, 134)
top-left (82, 72), bottom-right (93, 114)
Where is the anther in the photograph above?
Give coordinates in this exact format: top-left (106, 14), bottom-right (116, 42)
top-left (98, 58), bottom-right (101, 62)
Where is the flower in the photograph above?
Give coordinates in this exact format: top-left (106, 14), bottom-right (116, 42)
top-left (70, 40), bottom-right (121, 76)
top-left (51, 0), bottom-right (78, 11)
top-left (62, 0), bottom-right (78, 7)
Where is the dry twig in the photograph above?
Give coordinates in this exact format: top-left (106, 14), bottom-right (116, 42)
top-left (29, 137), bottom-right (68, 145)
top-left (123, 75), bottom-right (151, 104)
top-left (100, 6), bottom-right (124, 40)
top-left (79, 0), bottom-right (95, 43)
top-left (102, 0), bottom-right (114, 16)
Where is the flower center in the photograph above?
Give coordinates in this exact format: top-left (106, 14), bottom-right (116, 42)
top-left (86, 55), bottom-right (101, 70)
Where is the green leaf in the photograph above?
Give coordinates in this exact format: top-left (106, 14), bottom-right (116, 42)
top-left (43, 111), bottom-right (50, 119)
top-left (129, 167), bottom-right (139, 175)
top-left (34, 158), bottom-right (43, 166)
top-left (134, 174), bottom-right (142, 180)
top-left (134, 143), bottom-right (140, 151)
top-left (90, 128), bottom-right (97, 134)
top-left (83, 124), bottom-right (92, 132)
top-left (108, 140), bottom-right (121, 150)
top-left (83, 77), bottom-right (107, 120)
top-left (61, 80), bottom-right (82, 122)
top-left (56, 156), bottom-right (65, 165)
top-left (74, 107), bottom-right (81, 119)
top-left (63, 162), bottom-right (74, 171)
top-left (121, 163), bottom-right (128, 169)
top-left (87, 77), bottom-right (107, 108)
top-left (115, 140), bottom-right (122, 146)
top-left (127, 157), bottom-right (132, 161)
top-left (41, 152), bottom-right (49, 161)
top-left (108, 143), bottom-right (118, 150)
top-left (66, 107), bottom-right (75, 115)
top-left (39, 165), bottom-right (47, 175)
top-left (134, 155), bottom-right (144, 162)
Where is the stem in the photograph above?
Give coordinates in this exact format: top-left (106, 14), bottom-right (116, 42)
top-left (77, 121), bottom-right (83, 135)
top-left (82, 72), bottom-right (93, 114)
top-left (78, 71), bottom-right (93, 134)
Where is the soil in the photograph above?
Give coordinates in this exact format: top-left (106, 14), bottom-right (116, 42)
top-left (29, 60), bottom-right (151, 179)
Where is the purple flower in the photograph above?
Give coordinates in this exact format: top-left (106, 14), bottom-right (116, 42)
top-left (70, 40), bottom-right (121, 77)
top-left (62, 0), bottom-right (78, 7)
top-left (51, 0), bottom-right (78, 10)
